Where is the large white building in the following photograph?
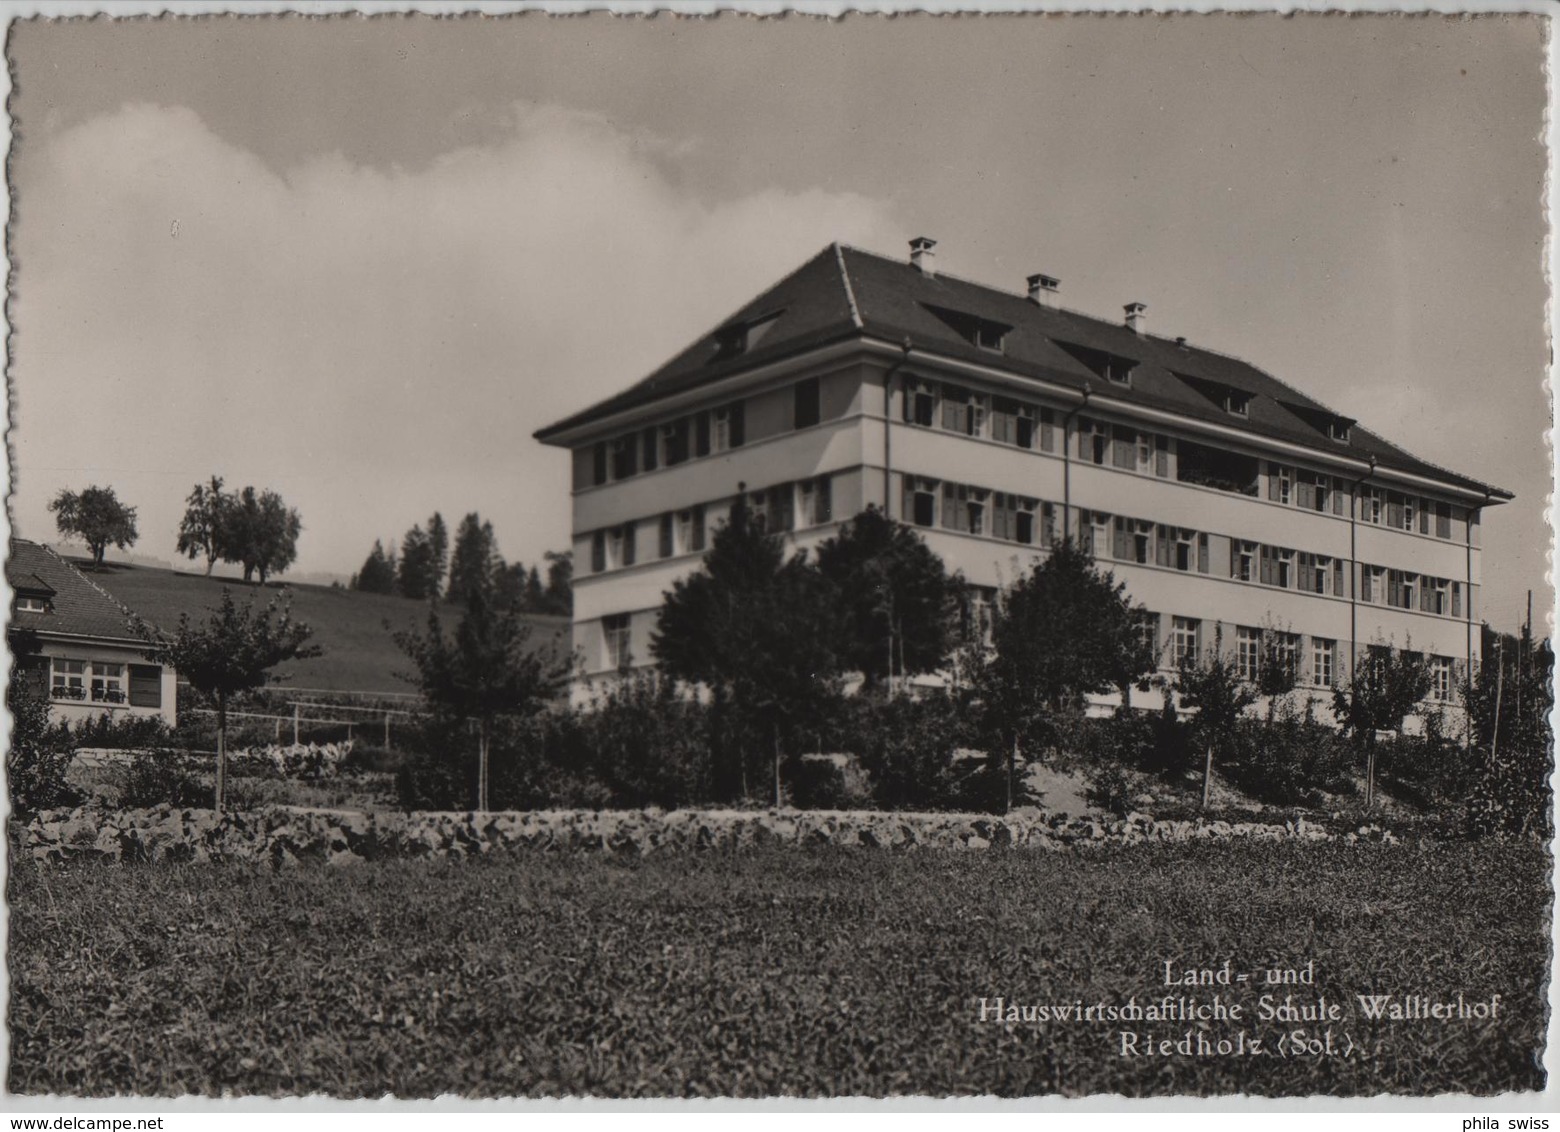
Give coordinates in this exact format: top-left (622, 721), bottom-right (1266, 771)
top-left (536, 239), bottom-right (1510, 713)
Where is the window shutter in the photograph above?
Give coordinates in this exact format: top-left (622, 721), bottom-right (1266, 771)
top-left (640, 427), bottom-right (659, 471)
top-left (659, 514), bottom-right (674, 558)
top-left (1155, 435), bottom-right (1170, 477)
top-left (1112, 518), bottom-right (1128, 560)
top-left (1260, 547), bottom-right (1274, 586)
top-left (902, 384), bottom-right (916, 423)
top-left (695, 412), bottom-right (711, 457)
top-left (1418, 500), bottom-right (1430, 535)
top-left (1420, 581), bottom-right (1434, 613)
top-left (942, 395), bottom-right (960, 432)
top-left (1155, 525), bottom-right (1171, 567)
top-left (1113, 430), bottom-right (1135, 470)
top-left (1297, 553), bottom-right (1312, 593)
top-left (729, 402), bottom-right (746, 447)
top-left (1332, 482), bottom-right (1345, 515)
top-left (592, 443), bottom-right (608, 486)
top-left (1333, 559), bottom-right (1344, 596)
top-left (1267, 464), bottom-right (1281, 501)
top-left (1387, 498), bottom-right (1403, 529)
top-left (1076, 419), bottom-right (1092, 459)
top-left (591, 532), bottom-right (606, 573)
top-left (1040, 410), bottom-right (1056, 453)
top-left (1198, 534), bottom-right (1209, 574)
top-left (1452, 583), bottom-right (1463, 617)
top-left (1361, 566), bottom-right (1372, 603)
top-left (128, 664), bottom-right (162, 709)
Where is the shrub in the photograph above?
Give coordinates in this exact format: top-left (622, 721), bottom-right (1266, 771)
top-left (67, 713), bottom-right (175, 751)
top-left (122, 749), bottom-right (209, 809)
top-left (786, 754), bottom-right (874, 810)
top-left (1221, 697), bottom-right (1353, 807)
top-left (839, 692), bottom-right (978, 811)
top-left (573, 675), bottom-right (713, 809)
top-left (1085, 763), bottom-right (1135, 817)
top-left (7, 678), bottom-right (80, 815)
top-left (1377, 712), bottom-right (1476, 810)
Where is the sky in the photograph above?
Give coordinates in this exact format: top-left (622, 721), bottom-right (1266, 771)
top-left (5, 12), bottom-right (1550, 633)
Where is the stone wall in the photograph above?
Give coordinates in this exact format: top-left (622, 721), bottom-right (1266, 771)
top-left (18, 804), bottom-right (1397, 867)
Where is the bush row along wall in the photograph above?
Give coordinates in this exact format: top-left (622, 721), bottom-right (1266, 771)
top-left (20, 804), bottom-right (1404, 867)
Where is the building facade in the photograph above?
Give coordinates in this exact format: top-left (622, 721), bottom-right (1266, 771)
top-left (8, 539), bottom-right (178, 725)
top-left (536, 240), bottom-right (1510, 715)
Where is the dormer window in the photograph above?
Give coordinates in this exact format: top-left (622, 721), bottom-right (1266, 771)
top-left (1224, 391), bottom-right (1251, 417)
top-left (15, 594), bottom-right (49, 614)
top-left (923, 304), bottom-right (1011, 354)
top-left (1328, 418), bottom-right (1352, 443)
top-left (713, 311), bottom-right (782, 361)
top-left (1057, 341), bottom-right (1137, 388)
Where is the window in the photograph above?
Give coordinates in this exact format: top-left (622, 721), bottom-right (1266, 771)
top-left (992, 494), bottom-right (1037, 545)
top-left (941, 482), bottom-right (970, 533)
top-left (799, 477), bottom-right (833, 527)
top-left (676, 506), bottom-right (706, 554)
top-left (1232, 541), bottom-right (1256, 582)
top-left (1171, 617), bottom-right (1201, 667)
top-left (963, 587), bottom-right (997, 645)
top-left (1435, 502), bottom-right (1453, 540)
top-left (610, 434), bottom-right (637, 481)
top-left (1328, 419), bottom-right (1352, 443)
top-left (1429, 579), bottom-right (1450, 615)
top-left (1430, 657), bottom-right (1454, 702)
top-left (940, 385), bottom-right (985, 437)
top-left (51, 658), bottom-right (86, 701)
top-left (659, 513), bottom-right (675, 559)
top-left (591, 531), bottom-right (607, 573)
top-left (603, 614), bottom-right (632, 671)
top-left (1362, 564), bottom-right (1386, 604)
top-left (1312, 638), bottom-right (1336, 688)
top-left (713, 402), bottom-right (745, 451)
top-left (1081, 419), bottom-right (1110, 466)
top-left (1269, 632), bottom-right (1302, 685)
top-left (1360, 486), bottom-right (1383, 524)
top-left (91, 662), bottom-right (126, 704)
top-left (966, 488), bottom-right (987, 536)
top-left (128, 664), bottom-right (162, 709)
top-left (608, 523), bottom-right (637, 568)
top-left (906, 477), bottom-right (937, 528)
top-left (1136, 612), bottom-right (1161, 666)
top-left (641, 426), bottom-right (659, 472)
top-left (695, 411), bottom-right (711, 457)
top-left (794, 379), bottom-right (821, 429)
top-left (1173, 529), bottom-right (1197, 572)
top-left (974, 323), bottom-right (1007, 353)
top-left (1105, 358), bottom-right (1132, 387)
top-left (592, 442), bottom-right (608, 487)
top-left (1452, 582), bottom-right (1463, 618)
top-left (1090, 512), bottom-right (1112, 558)
top-left (14, 595), bottom-right (48, 614)
top-left (906, 380), bottom-right (937, 428)
top-left (1269, 463), bottom-right (1293, 506)
top-left (662, 419), bottom-right (690, 466)
top-left (1400, 495), bottom-right (1417, 533)
top-left (1235, 627), bottom-right (1262, 682)
top-left (990, 398), bottom-right (1035, 449)
top-left (765, 484), bottom-right (797, 533)
top-left (1136, 433), bottom-right (1154, 475)
top-left (1224, 391), bottom-right (1251, 417)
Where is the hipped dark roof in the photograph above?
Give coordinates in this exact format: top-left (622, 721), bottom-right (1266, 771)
top-left (7, 540), bottom-right (145, 643)
top-left (535, 243), bottom-right (1510, 500)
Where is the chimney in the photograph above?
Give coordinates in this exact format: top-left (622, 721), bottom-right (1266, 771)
top-left (1124, 301), bottom-right (1147, 334)
top-left (909, 236), bottom-right (937, 276)
top-left (1027, 273), bottom-right (1061, 307)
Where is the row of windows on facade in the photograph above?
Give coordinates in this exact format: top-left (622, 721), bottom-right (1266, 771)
top-left (38, 657), bottom-right (163, 708)
top-left (589, 476), bottom-right (834, 574)
top-left (901, 380), bottom-right (1465, 540)
top-left (900, 473), bottom-right (1466, 618)
top-left (597, 606), bottom-right (1456, 702)
top-left (587, 378), bottom-right (824, 487)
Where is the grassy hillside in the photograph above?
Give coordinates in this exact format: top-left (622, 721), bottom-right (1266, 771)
top-left (77, 559), bottom-right (570, 696)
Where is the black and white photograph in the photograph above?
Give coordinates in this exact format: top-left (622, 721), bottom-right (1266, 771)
top-left (4, 3), bottom-right (1554, 1107)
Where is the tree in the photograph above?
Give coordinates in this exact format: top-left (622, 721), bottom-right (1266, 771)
top-left (427, 512), bottom-right (450, 596)
top-left (134, 590), bottom-right (320, 810)
top-left (813, 507), bottom-right (961, 687)
top-left (542, 550), bottom-right (574, 616)
top-left (1461, 625), bottom-right (1552, 837)
top-left (7, 631), bottom-right (79, 814)
top-left (392, 586), bottom-right (571, 811)
top-left (652, 494), bottom-right (840, 803)
top-left (176, 476), bottom-right (233, 576)
top-left (48, 485), bottom-right (138, 569)
top-left (351, 539), bottom-right (398, 594)
top-left (397, 524), bottom-right (436, 599)
top-left (446, 512), bottom-right (499, 607)
top-left (1332, 642), bottom-right (1432, 809)
top-left (224, 486), bottom-right (303, 585)
top-left (1175, 627), bottom-right (1259, 809)
top-left (978, 539), bottom-right (1155, 810)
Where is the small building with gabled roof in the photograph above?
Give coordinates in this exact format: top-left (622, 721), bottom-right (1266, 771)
top-left (7, 538), bottom-right (177, 724)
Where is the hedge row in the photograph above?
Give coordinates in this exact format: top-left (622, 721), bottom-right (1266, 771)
top-left (18, 802), bottom-right (1403, 868)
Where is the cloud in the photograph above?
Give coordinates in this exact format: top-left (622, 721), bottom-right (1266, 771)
top-left (10, 101), bottom-right (902, 577)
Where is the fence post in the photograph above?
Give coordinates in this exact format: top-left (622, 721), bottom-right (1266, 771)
top-left (384, 712), bottom-right (391, 749)
top-left (293, 703), bottom-right (300, 747)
